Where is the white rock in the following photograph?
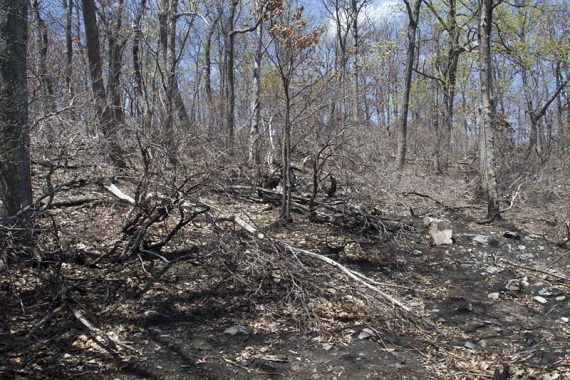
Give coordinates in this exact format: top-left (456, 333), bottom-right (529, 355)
top-left (555, 296), bottom-right (566, 301)
top-left (358, 328), bottom-right (376, 340)
top-left (224, 325), bottom-right (248, 336)
top-left (560, 317), bottom-right (569, 323)
top-left (472, 235), bottom-right (496, 245)
top-left (538, 289), bottom-right (552, 296)
top-left (505, 279), bottom-right (521, 291)
top-left (539, 373), bottom-right (560, 380)
top-left (426, 219), bottom-right (453, 245)
top-left (518, 245), bottom-right (526, 250)
top-left (322, 343), bottom-right (334, 351)
top-left (488, 292), bottom-right (500, 300)
top-left (464, 342), bottom-right (478, 350)
top-left (533, 296), bottom-right (548, 304)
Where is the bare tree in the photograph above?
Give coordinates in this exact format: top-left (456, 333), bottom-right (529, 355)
top-left (395, 0), bottom-right (421, 171)
top-left (0, 0), bottom-right (33, 216)
top-left (478, 0), bottom-right (500, 219)
top-left (81, 0), bottom-right (126, 168)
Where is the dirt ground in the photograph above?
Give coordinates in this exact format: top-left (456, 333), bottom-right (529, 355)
top-left (1, 164), bottom-right (569, 380)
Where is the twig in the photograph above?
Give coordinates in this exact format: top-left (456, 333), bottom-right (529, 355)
top-left (25, 304), bottom-right (66, 340)
top-left (499, 258), bottom-right (570, 282)
top-left (402, 191), bottom-right (446, 207)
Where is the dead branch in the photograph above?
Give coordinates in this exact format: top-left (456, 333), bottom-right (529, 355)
top-left (69, 305), bottom-right (135, 352)
top-left (403, 191), bottom-right (446, 207)
top-left (499, 258), bottom-right (570, 282)
top-left (283, 244), bottom-right (418, 316)
top-left (104, 183), bottom-right (136, 206)
top-left (204, 206), bottom-right (420, 319)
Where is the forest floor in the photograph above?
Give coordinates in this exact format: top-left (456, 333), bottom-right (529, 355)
top-left (1, 161), bottom-right (569, 379)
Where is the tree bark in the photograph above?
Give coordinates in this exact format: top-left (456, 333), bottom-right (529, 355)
top-left (81, 0), bottom-right (126, 168)
top-left (224, 1), bottom-right (239, 146)
top-left (107, 0), bottom-right (126, 124)
top-left (478, 0), bottom-right (500, 219)
top-left (64, 0), bottom-right (73, 94)
top-left (396, 0), bottom-right (421, 171)
top-left (0, 0), bottom-right (33, 216)
top-left (248, 13), bottom-right (263, 166)
top-left (32, 0), bottom-right (55, 112)
top-left (351, 0), bottom-right (360, 123)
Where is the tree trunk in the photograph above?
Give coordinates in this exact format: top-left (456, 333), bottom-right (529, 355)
top-left (281, 80), bottom-right (292, 222)
top-left (64, 0), bottom-right (73, 94)
top-left (204, 15), bottom-right (219, 127)
top-left (396, 0), bottom-right (421, 171)
top-left (107, 0), bottom-right (126, 124)
top-left (248, 14), bottom-right (263, 166)
top-left (81, 0), bottom-right (126, 168)
top-left (351, 0), bottom-right (360, 123)
top-left (132, 0), bottom-right (146, 100)
top-left (478, 0), bottom-right (500, 219)
top-left (32, 0), bottom-right (55, 112)
top-left (0, 0), bottom-right (33, 216)
top-left (224, 1), bottom-right (239, 146)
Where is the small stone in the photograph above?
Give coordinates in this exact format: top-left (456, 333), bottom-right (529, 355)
top-left (505, 279), bottom-right (521, 292)
top-left (224, 325), bottom-right (248, 336)
top-left (539, 373), bottom-right (560, 380)
top-left (503, 231), bottom-right (520, 240)
top-left (518, 245), bottom-right (526, 250)
top-left (464, 341), bottom-right (478, 350)
top-left (533, 296), bottom-right (548, 304)
top-left (268, 322), bottom-right (278, 332)
top-left (538, 288), bottom-right (552, 296)
top-left (358, 328), bottom-right (376, 340)
top-left (472, 235), bottom-right (493, 245)
top-left (560, 317), bottom-right (569, 323)
top-left (322, 343), bottom-right (334, 351)
top-left (411, 249), bottom-right (423, 257)
top-left (485, 266), bottom-right (500, 274)
top-left (488, 292), bottom-right (500, 300)
top-left (518, 253), bottom-right (535, 260)
top-left (555, 296), bottom-right (566, 301)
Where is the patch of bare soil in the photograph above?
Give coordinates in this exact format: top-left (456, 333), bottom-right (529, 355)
top-left (1, 163), bottom-right (569, 380)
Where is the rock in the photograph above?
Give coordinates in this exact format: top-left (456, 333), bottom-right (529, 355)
top-left (485, 266), bottom-right (500, 274)
top-left (505, 279), bottom-right (522, 292)
top-left (539, 373), bottom-right (560, 380)
top-left (322, 343), bottom-right (334, 351)
top-left (533, 296), bottom-right (548, 304)
top-left (538, 288), bottom-right (552, 296)
top-left (358, 328), bottom-right (376, 340)
top-left (488, 292), bottom-right (500, 300)
top-left (560, 317), bottom-right (569, 323)
top-left (472, 235), bottom-right (500, 246)
top-left (517, 245), bottom-right (526, 251)
top-left (411, 249), bottom-right (423, 257)
top-left (425, 218), bottom-right (453, 245)
top-left (224, 325), bottom-right (248, 336)
top-left (464, 341), bottom-right (478, 350)
top-left (555, 296), bottom-right (566, 301)
top-left (518, 253), bottom-right (535, 261)
top-left (503, 231), bottom-right (520, 240)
